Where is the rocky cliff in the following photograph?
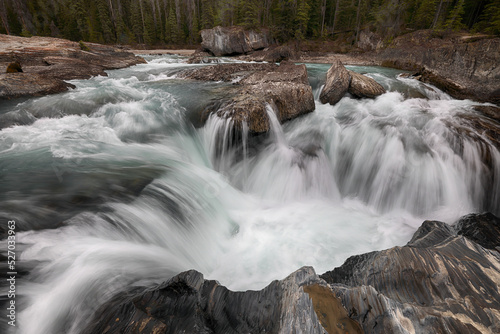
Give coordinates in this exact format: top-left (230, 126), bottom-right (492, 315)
top-left (374, 30), bottom-right (500, 105)
top-left (84, 213), bottom-right (500, 334)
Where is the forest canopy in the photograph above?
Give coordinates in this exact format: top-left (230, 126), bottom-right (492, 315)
top-left (1, 0), bottom-right (499, 46)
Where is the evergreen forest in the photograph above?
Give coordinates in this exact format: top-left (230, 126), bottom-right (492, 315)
top-left (1, 0), bottom-right (499, 46)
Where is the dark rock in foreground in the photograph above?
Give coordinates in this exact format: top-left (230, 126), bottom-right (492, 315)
top-left (455, 212), bottom-right (500, 251)
top-left (321, 213), bottom-right (500, 334)
top-left (0, 34), bottom-right (145, 99)
top-left (201, 26), bottom-right (271, 57)
top-left (85, 213), bottom-right (500, 333)
top-left (83, 267), bottom-right (345, 334)
top-left (179, 62), bottom-right (315, 133)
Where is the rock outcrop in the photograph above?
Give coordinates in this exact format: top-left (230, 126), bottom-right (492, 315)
top-left (321, 213), bottom-right (500, 334)
top-left (319, 58), bottom-right (351, 105)
top-left (84, 213), bottom-right (500, 334)
top-left (375, 30), bottom-right (500, 105)
top-left (179, 61), bottom-right (315, 133)
top-left (0, 34), bottom-right (145, 99)
top-left (201, 26), bottom-right (271, 57)
top-left (83, 267), bottom-right (344, 334)
top-left (347, 70), bottom-right (386, 98)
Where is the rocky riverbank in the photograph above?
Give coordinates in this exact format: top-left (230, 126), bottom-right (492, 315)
top-left (0, 34), bottom-right (145, 99)
top-left (83, 213), bottom-right (500, 334)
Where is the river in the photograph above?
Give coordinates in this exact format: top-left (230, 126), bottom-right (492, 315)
top-left (1, 55), bottom-right (499, 333)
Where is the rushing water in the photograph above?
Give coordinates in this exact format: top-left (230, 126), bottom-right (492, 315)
top-left (1, 55), bottom-right (499, 333)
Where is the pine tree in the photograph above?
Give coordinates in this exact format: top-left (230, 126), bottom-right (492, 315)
top-left (481, 0), bottom-right (500, 35)
top-left (414, 0), bottom-right (437, 29)
top-left (444, 0), bottom-right (465, 30)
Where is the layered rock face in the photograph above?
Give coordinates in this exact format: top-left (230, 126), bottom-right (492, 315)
top-left (179, 61), bottom-right (315, 133)
top-left (375, 30), bottom-right (500, 105)
top-left (322, 213), bottom-right (500, 334)
top-left (0, 34), bottom-right (145, 99)
top-left (201, 26), bottom-right (271, 57)
top-left (84, 213), bottom-right (500, 334)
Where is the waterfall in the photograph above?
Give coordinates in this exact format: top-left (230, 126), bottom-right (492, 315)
top-left (0, 56), bottom-right (498, 334)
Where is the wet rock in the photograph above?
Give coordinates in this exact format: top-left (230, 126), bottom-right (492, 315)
top-left (321, 217), bottom-right (500, 334)
top-left (0, 73), bottom-right (75, 98)
top-left (474, 105), bottom-right (500, 123)
top-left (454, 212), bottom-right (500, 251)
top-left (180, 62), bottom-right (315, 134)
top-left (319, 58), bottom-right (351, 105)
top-left (201, 26), bottom-right (271, 57)
top-left (0, 34), bottom-right (145, 99)
top-left (347, 70), bottom-right (385, 98)
top-left (84, 267), bottom-right (333, 334)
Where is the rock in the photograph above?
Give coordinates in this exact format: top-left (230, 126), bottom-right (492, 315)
top-left (375, 30), bottom-right (500, 105)
top-left (180, 62), bottom-right (315, 134)
top-left (0, 73), bottom-right (75, 98)
top-left (187, 50), bottom-right (216, 64)
top-left (474, 105), bottom-right (500, 123)
top-left (454, 212), bottom-right (500, 251)
top-left (6, 61), bottom-right (22, 73)
top-left (347, 70), bottom-right (386, 98)
top-left (319, 58), bottom-right (351, 105)
top-left (201, 26), bottom-right (271, 57)
top-left (356, 30), bottom-right (383, 51)
top-left (83, 267), bottom-right (338, 334)
top-left (0, 34), bottom-right (145, 99)
top-left (321, 216), bottom-right (500, 334)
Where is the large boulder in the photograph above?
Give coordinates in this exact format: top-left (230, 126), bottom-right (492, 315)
top-left (201, 26), bottom-right (271, 57)
top-left (347, 70), bottom-right (386, 98)
top-left (319, 58), bottom-right (351, 105)
top-left (180, 61), bottom-right (315, 134)
top-left (0, 34), bottom-right (145, 99)
top-left (321, 214), bottom-right (500, 334)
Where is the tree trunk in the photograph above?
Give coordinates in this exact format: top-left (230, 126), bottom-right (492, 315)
top-left (332, 0), bottom-right (340, 33)
top-left (432, 0), bottom-right (444, 28)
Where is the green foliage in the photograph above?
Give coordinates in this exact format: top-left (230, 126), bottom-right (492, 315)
top-left (482, 0), bottom-right (500, 35)
top-left (79, 40), bottom-right (91, 51)
top-left (444, 0), bottom-right (466, 31)
top-left (1, 0), bottom-right (499, 46)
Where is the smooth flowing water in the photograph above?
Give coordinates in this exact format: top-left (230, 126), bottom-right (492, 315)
top-left (1, 56), bottom-right (499, 333)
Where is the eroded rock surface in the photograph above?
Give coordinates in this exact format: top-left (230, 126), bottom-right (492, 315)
top-left (180, 62), bottom-right (315, 133)
top-left (0, 34), bottom-right (145, 99)
top-left (83, 267), bottom-right (332, 334)
top-left (321, 215), bottom-right (500, 334)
